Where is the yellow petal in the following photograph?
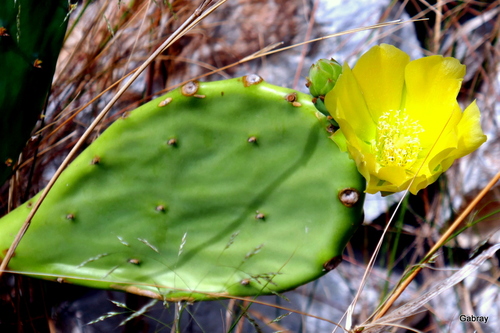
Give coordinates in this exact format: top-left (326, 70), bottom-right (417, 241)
top-left (426, 146), bottom-right (455, 174)
top-left (333, 103), bottom-right (372, 160)
top-left (325, 64), bottom-right (375, 142)
top-left (437, 101), bottom-right (487, 171)
top-left (454, 100), bottom-right (487, 156)
top-left (426, 101), bottom-right (486, 174)
top-left (409, 173), bottom-right (440, 195)
top-left (352, 44), bottom-right (410, 120)
top-left (377, 166), bottom-right (410, 188)
top-left (404, 56), bottom-right (466, 147)
top-left (366, 176), bottom-right (410, 194)
top-left (422, 103), bottom-right (462, 173)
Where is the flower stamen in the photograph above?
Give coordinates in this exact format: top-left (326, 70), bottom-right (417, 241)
top-left (375, 109), bottom-right (424, 168)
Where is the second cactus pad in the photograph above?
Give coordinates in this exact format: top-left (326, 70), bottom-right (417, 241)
top-left (0, 76), bottom-right (365, 301)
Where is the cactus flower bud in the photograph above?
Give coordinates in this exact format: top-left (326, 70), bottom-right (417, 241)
top-left (306, 58), bottom-right (342, 97)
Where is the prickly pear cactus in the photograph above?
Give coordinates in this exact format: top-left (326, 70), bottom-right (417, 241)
top-left (0, 0), bottom-right (71, 183)
top-left (0, 76), bottom-right (364, 301)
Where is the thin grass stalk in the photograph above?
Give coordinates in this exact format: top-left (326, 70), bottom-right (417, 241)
top-left (380, 196), bottom-right (409, 304)
top-left (433, 0), bottom-right (443, 53)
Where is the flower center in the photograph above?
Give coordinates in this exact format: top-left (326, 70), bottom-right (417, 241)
top-left (375, 109), bottom-right (424, 167)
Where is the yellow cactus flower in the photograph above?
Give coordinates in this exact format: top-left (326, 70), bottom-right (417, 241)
top-left (325, 44), bottom-right (487, 195)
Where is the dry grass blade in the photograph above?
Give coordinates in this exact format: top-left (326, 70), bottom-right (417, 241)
top-left (252, 19), bottom-right (427, 59)
top-left (357, 243), bottom-right (500, 333)
top-left (440, 6), bottom-right (500, 52)
top-left (0, 0), bottom-right (228, 277)
top-left (161, 18), bottom-right (425, 93)
top-left (240, 42), bottom-right (284, 62)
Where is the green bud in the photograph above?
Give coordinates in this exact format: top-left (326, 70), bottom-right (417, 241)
top-left (306, 58), bottom-right (342, 97)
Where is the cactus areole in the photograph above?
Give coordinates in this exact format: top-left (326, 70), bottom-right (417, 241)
top-left (0, 77), bottom-right (365, 301)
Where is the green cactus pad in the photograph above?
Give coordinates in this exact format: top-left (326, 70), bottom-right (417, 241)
top-left (0, 76), bottom-right (364, 301)
top-left (0, 0), bottom-right (71, 184)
